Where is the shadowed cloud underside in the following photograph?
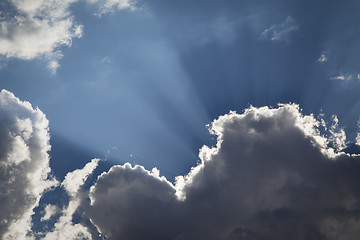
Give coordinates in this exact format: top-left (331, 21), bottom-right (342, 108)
top-left (1, 90), bottom-right (360, 239)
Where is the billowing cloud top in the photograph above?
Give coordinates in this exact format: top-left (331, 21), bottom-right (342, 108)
top-left (0, 0), bottom-right (134, 72)
top-left (2, 90), bottom-right (360, 240)
top-left (0, 89), bottom-right (57, 239)
top-left (80, 104), bottom-right (360, 240)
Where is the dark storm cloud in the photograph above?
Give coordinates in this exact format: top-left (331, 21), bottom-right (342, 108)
top-left (0, 90), bottom-right (57, 239)
top-left (79, 104), bottom-right (360, 240)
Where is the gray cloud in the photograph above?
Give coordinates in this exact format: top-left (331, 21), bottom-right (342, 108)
top-left (2, 89), bottom-right (360, 239)
top-left (85, 163), bottom-right (181, 239)
top-left (0, 89), bottom-right (57, 239)
top-left (79, 104), bottom-right (360, 240)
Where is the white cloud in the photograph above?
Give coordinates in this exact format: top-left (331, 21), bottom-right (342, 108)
top-left (62, 158), bottom-right (100, 197)
top-left (86, 0), bottom-right (135, 15)
top-left (0, 0), bottom-right (83, 71)
top-left (356, 133), bottom-right (360, 146)
top-left (326, 115), bottom-right (347, 151)
top-left (0, 89), bottom-right (57, 239)
top-left (317, 53), bottom-right (327, 63)
top-left (78, 103), bottom-right (360, 239)
top-left (356, 119), bottom-right (360, 146)
top-left (261, 16), bottom-right (299, 42)
top-left (42, 158), bottom-right (99, 240)
top-left (42, 199), bottom-right (92, 240)
top-left (330, 74), bottom-right (353, 81)
top-left (41, 204), bottom-right (59, 222)
top-left (0, 0), bottom-right (135, 72)
top-left (331, 75), bottom-right (345, 80)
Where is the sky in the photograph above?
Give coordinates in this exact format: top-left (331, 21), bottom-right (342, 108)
top-left (1, 0), bottom-right (360, 239)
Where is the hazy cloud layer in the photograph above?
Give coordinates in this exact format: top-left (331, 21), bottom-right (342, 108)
top-left (81, 104), bottom-right (360, 240)
top-left (0, 89), bottom-right (57, 239)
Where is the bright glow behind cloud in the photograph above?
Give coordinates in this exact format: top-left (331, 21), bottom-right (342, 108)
top-left (79, 103), bottom-right (360, 240)
top-left (1, 90), bottom-right (360, 239)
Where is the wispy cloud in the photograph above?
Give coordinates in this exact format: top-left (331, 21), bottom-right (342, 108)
top-left (330, 74), bottom-right (353, 81)
top-left (261, 16), bottom-right (299, 42)
top-left (317, 53), bottom-right (327, 63)
top-left (87, 0), bottom-right (136, 15)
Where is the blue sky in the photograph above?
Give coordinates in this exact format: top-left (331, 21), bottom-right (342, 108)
top-left (1, 0), bottom-right (360, 239)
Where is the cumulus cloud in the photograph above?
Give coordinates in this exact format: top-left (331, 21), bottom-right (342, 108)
top-left (261, 16), bottom-right (299, 42)
top-left (85, 163), bottom-right (180, 239)
top-left (0, 0), bottom-right (83, 72)
top-left (0, 89), bottom-right (57, 239)
top-left (78, 103), bottom-right (360, 240)
top-left (0, 0), bottom-right (135, 72)
top-left (41, 158), bottom-right (100, 240)
top-left (3, 90), bottom-right (359, 240)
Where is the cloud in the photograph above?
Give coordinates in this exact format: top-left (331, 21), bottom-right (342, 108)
top-left (85, 163), bottom-right (180, 239)
top-left (356, 119), bottom-right (360, 146)
top-left (41, 204), bottom-right (59, 222)
top-left (317, 53), bottom-right (327, 63)
top-left (61, 158), bottom-right (100, 197)
top-left (0, 89), bottom-right (57, 239)
top-left (0, 0), bottom-right (135, 72)
top-left (261, 16), bottom-right (299, 42)
top-left (41, 159), bottom-right (99, 240)
top-left (2, 90), bottom-right (360, 239)
top-left (75, 103), bottom-right (360, 240)
top-left (86, 0), bottom-right (135, 15)
top-left (330, 74), bottom-right (353, 81)
top-left (328, 115), bottom-right (347, 151)
top-left (0, 0), bottom-right (83, 72)
top-left (356, 133), bottom-right (360, 146)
